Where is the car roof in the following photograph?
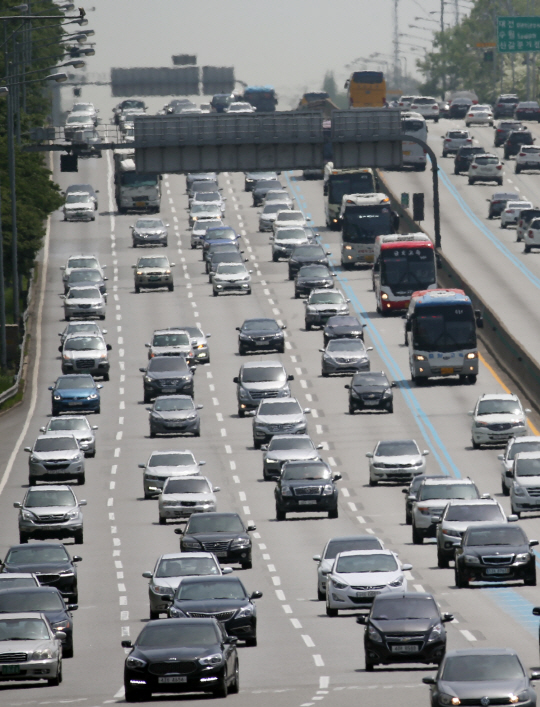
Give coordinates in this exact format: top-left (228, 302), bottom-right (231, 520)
top-left (148, 449), bottom-right (195, 456)
top-left (336, 549), bottom-right (392, 558)
top-left (445, 648), bottom-right (519, 657)
top-left (310, 288), bottom-right (341, 296)
top-left (0, 586), bottom-right (61, 596)
top-left (241, 360), bottom-right (284, 369)
top-left (0, 573), bottom-right (38, 579)
top-left (36, 433), bottom-right (76, 441)
top-left (445, 498), bottom-right (498, 506)
top-left (510, 436), bottom-right (540, 444)
top-left (190, 512), bottom-right (240, 519)
top-left (26, 484), bottom-right (74, 492)
top-left (327, 535), bottom-right (381, 543)
top-left (152, 329), bottom-right (189, 336)
top-left (422, 478), bottom-right (475, 486)
top-left (159, 552), bottom-right (216, 560)
top-left (491, 192), bottom-right (520, 200)
top-left (271, 434), bottom-right (312, 440)
top-left (241, 318), bottom-right (279, 325)
top-left (154, 395), bottom-right (194, 401)
top-left (180, 575), bottom-right (241, 584)
top-left (259, 397), bottom-right (298, 404)
top-left (7, 542), bottom-right (68, 551)
top-left (0, 611), bottom-right (49, 620)
top-left (478, 393), bottom-right (519, 401)
top-left (373, 591), bottom-right (434, 601)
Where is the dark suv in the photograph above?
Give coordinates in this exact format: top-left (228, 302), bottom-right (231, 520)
top-left (274, 460), bottom-right (341, 520)
top-left (454, 146), bottom-right (486, 174)
top-left (493, 94), bottom-right (520, 119)
top-left (140, 356), bottom-right (195, 403)
top-left (357, 592), bottom-right (453, 670)
top-left (288, 244), bottom-right (331, 279)
top-left (345, 371), bottom-right (395, 414)
top-left (252, 179), bottom-right (282, 206)
top-left (494, 120), bottom-right (526, 147)
top-left (504, 130), bottom-right (535, 158)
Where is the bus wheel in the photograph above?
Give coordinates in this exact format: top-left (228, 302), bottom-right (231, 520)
top-left (468, 375), bottom-right (477, 384)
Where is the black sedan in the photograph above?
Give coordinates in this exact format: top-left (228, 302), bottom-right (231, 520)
top-left (358, 592), bottom-right (453, 670)
top-left (244, 171), bottom-right (278, 191)
top-left (175, 513), bottom-right (255, 569)
top-left (345, 371), bottom-right (395, 414)
top-left (140, 357), bottom-right (195, 403)
top-left (236, 318), bottom-right (285, 355)
top-left (454, 146), bottom-right (486, 174)
top-left (122, 618), bottom-right (239, 701)
top-left (454, 523), bottom-right (537, 587)
top-left (294, 264), bottom-right (335, 298)
top-left (275, 460), bottom-right (341, 520)
top-left (288, 244), bottom-right (331, 279)
top-left (0, 543), bottom-right (81, 602)
top-left (167, 575), bottom-right (262, 646)
top-left (0, 586), bottom-right (77, 657)
top-left (423, 648), bottom-right (540, 707)
top-left (252, 178), bottom-right (282, 206)
top-left (323, 315), bottom-right (366, 345)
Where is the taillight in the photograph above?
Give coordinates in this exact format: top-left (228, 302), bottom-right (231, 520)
top-left (445, 138), bottom-right (451, 142)
top-left (528, 230), bottom-right (533, 237)
top-left (472, 165), bottom-right (478, 169)
top-left (468, 113), bottom-right (474, 117)
top-left (497, 129), bottom-right (503, 133)
top-left (432, 106), bottom-right (438, 110)
top-left (496, 165), bottom-right (503, 170)
top-left (466, 138), bottom-right (472, 142)
top-left (519, 152), bottom-right (526, 156)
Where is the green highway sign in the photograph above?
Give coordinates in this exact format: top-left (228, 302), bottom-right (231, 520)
top-left (498, 16), bottom-right (540, 53)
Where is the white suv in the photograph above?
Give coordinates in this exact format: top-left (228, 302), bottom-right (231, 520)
top-left (409, 96), bottom-right (440, 121)
top-left (468, 154), bottom-right (504, 185)
top-left (510, 452), bottom-right (540, 518)
top-left (411, 477), bottom-right (480, 544)
top-left (523, 217), bottom-right (540, 253)
top-left (465, 104), bottom-right (494, 126)
top-left (500, 200), bottom-right (533, 229)
top-left (515, 145), bottom-right (540, 173)
top-left (442, 130), bottom-right (472, 157)
top-left (499, 436), bottom-right (540, 496)
top-left (469, 393), bottom-right (529, 449)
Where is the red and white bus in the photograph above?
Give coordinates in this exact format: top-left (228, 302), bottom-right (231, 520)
top-left (372, 234), bottom-right (437, 314)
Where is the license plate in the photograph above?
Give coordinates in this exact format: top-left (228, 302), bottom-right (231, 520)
top-left (356, 590), bottom-right (378, 598)
top-left (1, 665), bottom-right (20, 675)
top-left (158, 676), bottom-right (187, 684)
top-left (162, 387), bottom-right (176, 393)
top-left (214, 551), bottom-right (228, 557)
top-left (149, 276), bottom-right (160, 281)
top-left (440, 367), bottom-right (454, 375)
top-left (391, 644), bottom-right (419, 653)
top-left (298, 500), bottom-right (317, 505)
top-left (486, 567), bottom-right (510, 575)
top-left (403, 150), bottom-right (411, 155)
top-left (68, 401), bottom-right (82, 406)
top-left (364, 255), bottom-right (374, 263)
top-left (364, 400), bottom-right (379, 406)
top-left (135, 201), bottom-right (147, 207)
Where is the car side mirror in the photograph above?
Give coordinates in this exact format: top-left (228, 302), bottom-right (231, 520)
top-left (319, 348), bottom-right (325, 353)
top-left (79, 500), bottom-right (87, 506)
top-left (260, 445), bottom-right (268, 451)
top-left (525, 408), bottom-right (532, 413)
top-left (174, 528), bottom-right (183, 535)
top-left (312, 555), bottom-right (321, 562)
top-left (144, 343), bottom-right (151, 348)
top-left (224, 636), bottom-right (238, 644)
top-left (530, 671), bottom-right (540, 681)
top-left (530, 539), bottom-right (539, 547)
top-left (402, 488), bottom-right (409, 494)
top-left (316, 444), bottom-right (323, 450)
top-left (247, 523), bottom-right (256, 531)
top-left (390, 381), bottom-right (397, 387)
top-left (139, 368), bottom-right (146, 373)
top-left (332, 473), bottom-right (342, 481)
top-left (344, 384), bottom-right (350, 389)
top-left (235, 327), bottom-right (240, 331)
top-left (40, 426), bottom-right (46, 432)
top-left (72, 556), bottom-right (82, 562)
top-left (287, 374), bottom-right (294, 381)
top-left (422, 677), bottom-right (436, 685)
top-left (138, 463), bottom-right (145, 469)
top-left (13, 502), bottom-right (21, 508)
top-left (199, 461), bottom-right (206, 466)
top-left (423, 450), bottom-right (430, 456)
top-left (402, 563), bottom-right (413, 571)
top-left (365, 452), bottom-right (373, 458)
top-left (106, 344), bottom-right (112, 351)
top-left (356, 615), bottom-right (366, 625)
top-left (442, 613), bottom-right (454, 623)
top-left (54, 631), bottom-right (67, 641)
top-left (196, 404), bottom-right (203, 410)
top-left (507, 514), bottom-right (519, 522)
top-left (24, 447), bottom-right (31, 452)
top-left (233, 376), bottom-right (239, 384)
top-left (67, 604), bottom-right (78, 611)
top-left (250, 590), bottom-right (263, 600)
top-left (145, 407), bottom-right (152, 412)
top-left (497, 454), bottom-right (504, 460)
top-left (58, 346), bottom-right (62, 352)
top-left (303, 408), bottom-right (311, 414)
top-left (142, 571), bottom-right (153, 579)
top-left (121, 640), bottom-right (133, 648)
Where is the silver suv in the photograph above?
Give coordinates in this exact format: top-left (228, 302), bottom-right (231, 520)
top-left (40, 416), bottom-right (98, 457)
top-left (145, 329), bottom-right (194, 363)
top-left (234, 360), bottom-right (293, 417)
top-left (15, 485), bottom-right (87, 545)
top-left (133, 255), bottom-right (175, 293)
top-left (139, 450), bottom-right (205, 499)
top-left (60, 333), bottom-right (111, 380)
top-left (304, 289), bottom-right (349, 330)
top-left (366, 439), bottom-right (429, 486)
top-left (24, 433), bottom-right (86, 486)
top-left (261, 434), bottom-right (323, 481)
top-left (498, 436), bottom-right (540, 495)
top-left (250, 397), bottom-right (310, 449)
top-left (435, 499), bottom-right (509, 568)
top-left (510, 452), bottom-right (540, 518)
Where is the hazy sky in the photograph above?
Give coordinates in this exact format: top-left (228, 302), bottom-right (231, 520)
top-left (74, 0), bottom-right (452, 109)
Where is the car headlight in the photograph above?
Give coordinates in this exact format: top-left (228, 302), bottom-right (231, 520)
top-left (388, 575), bottom-right (404, 587)
top-left (186, 413), bottom-right (197, 420)
top-left (439, 693), bottom-right (460, 706)
top-left (51, 620), bottom-right (70, 630)
top-left (513, 484), bottom-right (526, 496)
top-left (516, 553), bottom-right (531, 562)
top-left (136, 271), bottom-right (143, 276)
top-left (126, 656), bottom-right (147, 669)
top-left (442, 529), bottom-right (461, 537)
top-left (32, 648), bottom-right (54, 660)
top-left (199, 653), bottom-right (223, 667)
top-left (427, 622), bottom-right (443, 642)
top-left (58, 569), bottom-right (75, 576)
top-left (144, 376), bottom-right (152, 383)
top-left (182, 540), bottom-right (201, 549)
top-left (382, 388), bottom-right (392, 398)
top-left (66, 509), bottom-right (80, 519)
top-left (414, 354), bottom-right (425, 361)
top-left (475, 421), bottom-right (490, 428)
top-left (322, 484), bottom-right (334, 496)
top-left (331, 577), bottom-right (348, 590)
top-left (169, 607), bottom-right (185, 617)
top-left (152, 585), bottom-right (172, 594)
top-left (88, 393), bottom-right (98, 400)
top-left (280, 485), bottom-right (293, 496)
top-left (230, 537), bottom-right (250, 549)
top-left (53, 395), bottom-right (61, 401)
top-left (463, 555), bottom-right (480, 565)
top-left (238, 388), bottom-right (250, 399)
top-left (367, 625), bottom-right (383, 643)
top-left (21, 510), bottom-right (36, 520)
top-left (236, 604), bottom-right (254, 618)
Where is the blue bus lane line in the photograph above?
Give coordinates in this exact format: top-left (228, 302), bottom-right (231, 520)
top-left (284, 171), bottom-right (540, 635)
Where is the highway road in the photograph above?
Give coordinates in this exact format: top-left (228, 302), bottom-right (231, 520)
top-left (2, 111), bottom-right (540, 707)
top-left (382, 114), bottom-right (540, 363)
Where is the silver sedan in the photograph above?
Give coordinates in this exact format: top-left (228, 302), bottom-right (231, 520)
top-left (320, 338), bottom-right (372, 376)
top-left (147, 396), bottom-right (203, 439)
top-left (40, 415), bottom-right (97, 457)
top-left (63, 286), bottom-right (106, 321)
top-left (130, 217), bottom-right (169, 247)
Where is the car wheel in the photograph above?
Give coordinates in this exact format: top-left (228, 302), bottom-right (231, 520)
top-left (437, 549), bottom-right (449, 569)
top-left (322, 370), bottom-right (328, 377)
top-left (213, 669), bottom-right (228, 698)
top-left (253, 439), bottom-right (262, 450)
top-left (47, 663), bottom-right (62, 686)
top-left (412, 525), bottom-right (423, 544)
top-left (238, 345), bottom-right (246, 356)
top-left (326, 604), bottom-right (338, 617)
top-left (19, 533), bottom-right (29, 544)
top-left (502, 481), bottom-right (510, 496)
top-left (288, 271), bottom-right (294, 281)
top-left (102, 372), bottom-right (110, 382)
top-left (369, 477), bottom-right (378, 487)
top-left (305, 322), bottom-right (311, 331)
top-left (241, 560), bottom-right (253, 570)
top-left (238, 409), bottom-right (245, 419)
top-left (168, 285), bottom-right (174, 292)
top-left (63, 642), bottom-right (74, 659)
top-left (28, 477), bottom-right (36, 487)
top-left (272, 254), bottom-right (279, 262)
top-left (144, 490), bottom-right (153, 500)
top-left (229, 660), bottom-right (240, 692)
top-left (276, 506), bottom-right (286, 521)
top-left (150, 428), bottom-right (156, 438)
top-left (143, 392), bottom-right (152, 404)
top-left (501, 221), bottom-right (507, 229)
top-left (365, 659), bottom-right (375, 672)
top-left (468, 178), bottom-right (474, 185)
top-left (348, 404), bottom-right (355, 415)
top-left (454, 168), bottom-right (459, 175)
top-left (194, 428), bottom-right (200, 437)
top-left (515, 166), bottom-right (521, 174)
top-left (497, 179), bottom-right (503, 186)
top-left (442, 151), bottom-right (447, 158)
top-left (294, 290), bottom-right (299, 298)
top-left (74, 530), bottom-right (83, 545)
top-left (328, 507), bottom-right (338, 519)
top-left (525, 573), bottom-right (537, 587)
top-left (150, 609), bottom-right (160, 620)
top-left (159, 516), bottom-right (166, 525)
top-left (472, 439), bottom-right (480, 449)
top-left (132, 241), bottom-right (137, 248)
top-left (406, 511), bottom-right (412, 526)
top-left (135, 285), bottom-right (140, 294)
top-left (387, 403), bottom-right (394, 413)
top-left (513, 509), bottom-right (521, 519)
top-left (455, 567), bottom-right (468, 588)
top-left (125, 685), bottom-right (150, 702)
top-left (525, 245), bottom-right (531, 253)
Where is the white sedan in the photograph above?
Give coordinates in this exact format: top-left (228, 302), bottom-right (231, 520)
top-left (500, 200), bottom-right (533, 229)
top-left (226, 102), bottom-right (256, 114)
top-left (325, 550), bottom-right (411, 616)
top-left (272, 210), bottom-right (309, 233)
top-left (465, 104), bottom-right (494, 126)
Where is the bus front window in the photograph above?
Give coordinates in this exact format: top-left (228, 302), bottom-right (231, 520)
top-left (412, 306), bottom-right (476, 352)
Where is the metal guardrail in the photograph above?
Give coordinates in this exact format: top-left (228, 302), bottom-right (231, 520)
top-left (0, 269), bottom-right (34, 407)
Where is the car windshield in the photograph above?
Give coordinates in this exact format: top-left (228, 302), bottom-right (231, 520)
top-left (442, 655), bottom-right (524, 682)
top-left (269, 437), bottom-right (313, 451)
top-left (0, 618), bottom-right (50, 641)
top-left (414, 97), bottom-right (436, 105)
top-left (266, 192), bottom-right (289, 201)
top-left (419, 484), bottom-right (478, 501)
top-left (65, 337), bottom-right (105, 351)
top-left (156, 557), bottom-right (219, 578)
top-left (48, 418), bottom-right (88, 431)
top-left (466, 527), bottom-right (527, 546)
top-left (277, 228), bottom-right (310, 239)
top-left (255, 180), bottom-right (281, 191)
top-left (135, 219), bottom-right (164, 229)
top-left (66, 194), bottom-right (92, 203)
top-left (25, 490), bottom-right (76, 508)
top-left (299, 266), bottom-right (330, 277)
top-left (154, 398), bottom-right (194, 412)
top-left (67, 115), bottom-right (92, 124)
top-left (445, 505), bottom-right (504, 522)
top-left (56, 376), bottom-right (94, 390)
top-left (148, 358), bottom-right (188, 372)
top-left (376, 440), bottom-right (419, 456)
top-left (336, 553), bottom-right (397, 573)
top-left (194, 220), bottom-right (222, 232)
top-left (324, 538), bottom-right (382, 559)
top-left (0, 578), bottom-right (37, 588)
top-left (206, 228), bottom-right (236, 239)
top-left (327, 316), bottom-right (362, 329)
top-left (372, 597), bottom-right (438, 620)
top-left (65, 323), bottom-right (98, 335)
top-left (148, 453), bottom-right (195, 467)
top-left (165, 478), bottom-right (210, 494)
top-left (293, 246), bottom-right (324, 258)
top-left (477, 400), bottom-right (522, 415)
top-left (259, 401), bottom-right (301, 415)
top-left (0, 591), bottom-right (64, 612)
top-left (137, 257), bottom-right (169, 268)
top-left (216, 264), bottom-right (246, 275)
top-left (309, 293), bottom-right (344, 305)
top-left (448, 131), bottom-right (468, 138)
top-left (242, 367), bottom-right (285, 383)
top-left (153, 333), bottom-right (189, 347)
top-left (508, 441), bottom-right (540, 460)
top-left (195, 192), bottom-right (220, 202)
top-left (242, 319), bottom-right (280, 332)
top-left (192, 204), bottom-right (221, 214)
top-left (277, 212), bottom-right (302, 221)
top-left (67, 288), bottom-right (99, 300)
top-left (352, 374), bottom-right (387, 386)
top-left (263, 204), bottom-right (287, 214)
top-left (186, 515), bottom-right (244, 533)
top-left (137, 623), bottom-right (219, 648)
top-left (283, 463), bottom-right (330, 480)
top-left (69, 271), bottom-right (101, 283)
top-left (5, 546), bottom-right (70, 564)
top-left (515, 458), bottom-right (540, 476)
top-left (178, 579), bottom-right (245, 600)
top-left (327, 339), bottom-right (365, 352)
top-left (34, 437), bottom-right (78, 452)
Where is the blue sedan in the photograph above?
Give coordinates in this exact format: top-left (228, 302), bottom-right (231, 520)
top-left (49, 374), bottom-right (102, 415)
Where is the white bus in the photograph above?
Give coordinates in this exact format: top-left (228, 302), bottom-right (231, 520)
top-left (401, 111), bottom-right (427, 172)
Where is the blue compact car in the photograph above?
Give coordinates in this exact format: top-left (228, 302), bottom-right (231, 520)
top-left (49, 374), bottom-right (102, 415)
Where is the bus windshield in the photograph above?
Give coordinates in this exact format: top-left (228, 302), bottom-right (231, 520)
top-left (328, 173), bottom-right (375, 204)
top-left (412, 304), bottom-right (476, 352)
top-left (381, 249), bottom-right (436, 290)
top-left (342, 206), bottom-right (393, 243)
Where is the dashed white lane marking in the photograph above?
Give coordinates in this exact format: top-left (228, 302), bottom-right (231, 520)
top-left (348, 502), bottom-right (357, 512)
top-left (239, 491), bottom-right (246, 501)
top-left (365, 528), bottom-right (375, 534)
top-left (282, 604), bottom-right (293, 613)
top-left (291, 618), bottom-right (302, 629)
top-left (316, 424), bottom-right (323, 434)
top-left (230, 461), bottom-right (236, 471)
top-left (340, 485), bottom-right (348, 494)
top-left (243, 505), bottom-right (251, 515)
top-left (233, 475), bottom-right (240, 483)
top-left (320, 441), bottom-right (329, 450)
top-left (216, 412), bottom-right (223, 422)
top-left (460, 629), bottom-right (477, 642)
top-left (262, 553), bottom-right (271, 560)
top-left (272, 307), bottom-right (280, 315)
top-left (300, 380), bottom-right (308, 389)
top-left (313, 655), bottom-right (325, 667)
top-left (404, 570), bottom-right (414, 581)
top-left (220, 428), bottom-right (227, 437)
top-left (320, 677), bottom-right (330, 689)
top-left (212, 397), bottom-right (219, 406)
top-left (272, 576), bottom-right (281, 586)
top-left (225, 445), bottom-right (232, 454)
top-left (302, 635), bottom-right (315, 648)
top-left (413, 584), bottom-right (425, 593)
top-left (305, 394), bottom-right (312, 401)
top-left (275, 589), bottom-right (286, 600)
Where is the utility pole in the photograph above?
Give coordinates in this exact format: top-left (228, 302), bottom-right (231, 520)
top-left (441, 0), bottom-right (446, 99)
top-left (393, 0), bottom-right (400, 85)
